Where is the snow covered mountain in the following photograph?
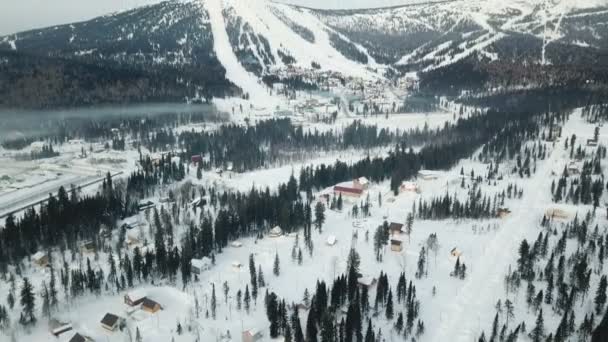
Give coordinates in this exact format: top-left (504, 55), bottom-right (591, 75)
top-left (1, 0), bottom-right (607, 107)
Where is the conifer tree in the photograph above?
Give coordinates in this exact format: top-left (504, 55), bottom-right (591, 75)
top-left (258, 265), bottom-right (266, 288)
top-left (20, 277), bottom-right (35, 324)
top-left (530, 309), bottom-right (544, 342)
top-left (249, 254), bottom-right (258, 301)
top-left (385, 290), bottom-right (394, 319)
top-left (211, 283), bottom-right (217, 319)
top-left (595, 276), bottom-right (607, 314)
top-left (274, 252), bottom-right (281, 276)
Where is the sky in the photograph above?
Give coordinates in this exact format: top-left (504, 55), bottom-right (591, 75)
top-left (0, 0), bottom-right (413, 36)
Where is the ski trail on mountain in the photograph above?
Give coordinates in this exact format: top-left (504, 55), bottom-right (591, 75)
top-left (205, 0), bottom-right (275, 105)
top-left (432, 111), bottom-right (576, 341)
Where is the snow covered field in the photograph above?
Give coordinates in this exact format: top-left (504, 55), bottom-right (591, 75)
top-left (2, 107), bottom-right (607, 342)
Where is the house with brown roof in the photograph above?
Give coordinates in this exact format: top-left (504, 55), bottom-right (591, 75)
top-left (124, 289), bottom-right (146, 306)
top-left (389, 222), bottom-right (404, 235)
top-left (390, 237), bottom-right (403, 252)
top-left (333, 185), bottom-right (363, 198)
top-left (142, 298), bottom-right (162, 313)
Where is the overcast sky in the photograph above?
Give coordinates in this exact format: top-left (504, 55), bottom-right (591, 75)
top-left (0, 0), bottom-right (412, 36)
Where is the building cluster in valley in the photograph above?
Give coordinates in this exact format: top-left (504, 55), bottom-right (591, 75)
top-left (265, 66), bottom-right (420, 121)
top-left (43, 288), bottom-right (163, 342)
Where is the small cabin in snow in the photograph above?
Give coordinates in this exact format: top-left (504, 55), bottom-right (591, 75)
top-left (417, 170), bottom-right (440, 180)
top-left (450, 247), bottom-right (463, 258)
top-left (242, 328), bottom-right (264, 342)
top-left (80, 241), bottom-right (95, 253)
top-left (497, 208), bottom-right (511, 218)
top-left (269, 226), bottom-right (283, 238)
top-left (191, 257), bottom-right (212, 274)
top-left (389, 222), bottom-right (404, 236)
top-left (142, 298), bottom-right (162, 313)
top-left (390, 237), bottom-right (403, 252)
top-left (326, 235), bottom-right (337, 246)
top-left (49, 319), bottom-right (72, 337)
top-left (67, 332), bottom-right (90, 342)
top-left (400, 181), bottom-right (419, 193)
top-left (231, 241), bottom-right (243, 248)
top-left (32, 251), bottom-right (49, 267)
top-left (353, 177), bottom-right (369, 190)
top-left (124, 289), bottom-right (147, 306)
top-left (100, 313), bottom-right (121, 331)
top-left (357, 276), bottom-right (377, 288)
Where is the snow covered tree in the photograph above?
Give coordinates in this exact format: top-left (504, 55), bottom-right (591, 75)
top-left (20, 277), bottom-right (35, 325)
top-left (416, 247), bottom-right (426, 278)
top-left (244, 285), bottom-right (251, 314)
top-left (530, 309), bottom-right (544, 342)
top-left (306, 306), bottom-right (318, 342)
top-left (258, 265), bottom-right (266, 288)
top-left (595, 275), bottom-right (607, 314)
top-left (385, 290), bottom-right (394, 319)
top-left (405, 213), bottom-right (414, 242)
top-left (266, 292), bottom-right (280, 338)
top-left (274, 252), bottom-right (281, 276)
top-left (315, 202), bottom-right (326, 232)
top-left (292, 306), bottom-right (305, 342)
top-left (249, 254), bottom-right (258, 301)
top-left (211, 283), bottom-right (217, 320)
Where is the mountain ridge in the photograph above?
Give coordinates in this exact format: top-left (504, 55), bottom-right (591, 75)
top-left (1, 0), bottom-right (607, 108)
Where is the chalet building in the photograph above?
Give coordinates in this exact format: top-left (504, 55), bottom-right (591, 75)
top-left (49, 319), bottom-right (72, 337)
top-left (124, 289), bottom-right (146, 306)
top-left (400, 181), bottom-right (419, 193)
top-left (450, 247), bottom-right (463, 258)
top-left (497, 208), bottom-right (511, 218)
top-left (242, 328), bottom-right (264, 342)
top-left (389, 222), bottom-right (404, 236)
top-left (32, 252), bottom-right (49, 267)
top-left (417, 170), bottom-right (440, 180)
top-left (80, 241), bottom-right (95, 253)
top-left (269, 226), bottom-right (283, 238)
top-left (142, 298), bottom-right (162, 313)
top-left (588, 139), bottom-right (599, 147)
top-left (333, 185), bottom-right (363, 198)
top-left (326, 235), bottom-right (337, 246)
top-left (100, 313), bottom-right (121, 331)
top-left (191, 155), bottom-right (203, 164)
top-left (353, 177), bottom-right (369, 190)
top-left (68, 333), bottom-right (90, 342)
top-left (191, 257), bottom-right (212, 275)
top-left (137, 201), bottom-right (155, 212)
top-left (391, 237), bottom-right (403, 252)
top-left (357, 276), bottom-right (377, 288)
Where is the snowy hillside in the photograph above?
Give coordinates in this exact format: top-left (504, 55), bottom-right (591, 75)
top-left (1, 0), bottom-right (607, 108)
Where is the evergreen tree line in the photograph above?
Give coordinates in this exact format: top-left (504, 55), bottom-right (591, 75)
top-left (0, 173), bottom-right (125, 268)
top-left (264, 250), bottom-right (424, 342)
top-left (178, 118), bottom-right (441, 172)
top-left (416, 182), bottom-right (521, 220)
top-left (551, 144), bottom-right (606, 207)
top-left (480, 210), bottom-right (608, 342)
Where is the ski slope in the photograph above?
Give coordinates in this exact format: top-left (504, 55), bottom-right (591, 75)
top-left (205, 0), bottom-right (277, 105)
top-left (432, 109), bottom-right (579, 341)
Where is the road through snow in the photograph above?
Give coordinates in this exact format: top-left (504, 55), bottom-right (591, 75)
top-left (432, 112), bottom-right (576, 341)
